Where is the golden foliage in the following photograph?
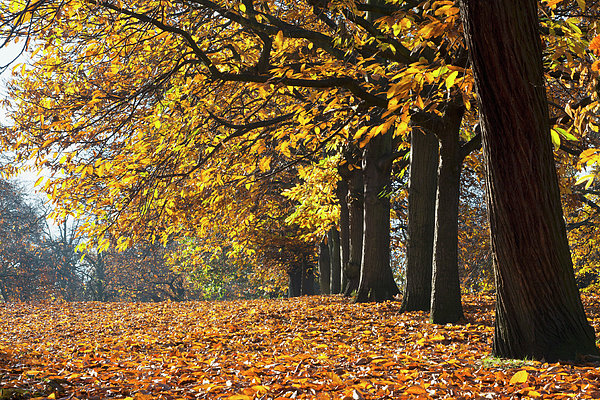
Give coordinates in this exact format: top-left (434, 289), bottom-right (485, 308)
top-left (590, 35), bottom-right (600, 56)
top-left (2, 295), bottom-right (600, 398)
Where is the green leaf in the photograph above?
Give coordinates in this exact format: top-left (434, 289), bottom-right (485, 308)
top-left (554, 127), bottom-right (577, 141)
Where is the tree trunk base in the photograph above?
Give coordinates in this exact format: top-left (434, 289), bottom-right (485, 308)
top-left (400, 294), bottom-right (431, 312)
top-left (343, 277), bottom-right (359, 297)
top-left (430, 308), bottom-right (464, 325)
top-left (355, 284), bottom-right (399, 303)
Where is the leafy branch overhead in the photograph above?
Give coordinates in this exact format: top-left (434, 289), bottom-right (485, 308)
top-left (2, 0), bottom-right (600, 367)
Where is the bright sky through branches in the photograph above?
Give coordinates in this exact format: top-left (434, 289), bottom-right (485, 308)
top-left (0, 43), bottom-right (24, 123)
top-left (0, 43), bottom-right (48, 194)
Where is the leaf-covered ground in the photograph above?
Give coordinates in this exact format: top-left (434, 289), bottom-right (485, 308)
top-left (1, 295), bottom-right (600, 399)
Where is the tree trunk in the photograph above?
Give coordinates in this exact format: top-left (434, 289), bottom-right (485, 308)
top-left (301, 261), bottom-right (316, 296)
top-left (356, 129), bottom-right (400, 302)
top-left (288, 266), bottom-right (302, 298)
top-left (430, 104), bottom-right (465, 324)
top-left (0, 281), bottom-right (9, 302)
top-left (401, 129), bottom-right (438, 312)
top-left (337, 178), bottom-right (350, 292)
top-left (318, 239), bottom-right (331, 295)
top-left (344, 165), bottom-right (363, 296)
top-left (328, 228), bottom-right (342, 294)
top-left (460, 0), bottom-right (598, 360)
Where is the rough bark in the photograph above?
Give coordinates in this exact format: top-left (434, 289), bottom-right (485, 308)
top-left (356, 129), bottom-right (400, 302)
top-left (337, 177), bottom-right (350, 291)
top-left (328, 228), bottom-right (342, 294)
top-left (400, 129), bottom-right (438, 312)
top-left (430, 104), bottom-right (465, 324)
top-left (0, 282), bottom-right (9, 302)
top-left (460, 0), bottom-right (598, 360)
top-left (344, 165), bottom-right (364, 296)
top-left (301, 262), bottom-right (316, 296)
top-left (288, 266), bottom-right (302, 298)
top-left (318, 239), bottom-right (331, 295)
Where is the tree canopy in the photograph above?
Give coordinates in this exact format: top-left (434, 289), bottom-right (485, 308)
top-left (1, 0), bottom-right (600, 361)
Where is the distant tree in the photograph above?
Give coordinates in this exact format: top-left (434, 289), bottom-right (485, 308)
top-left (42, 218), bottom-right (87, 300)
top-left (85, 240), bottom-right (195, 301)
top-left (0, 179), bottom-right (46, 300)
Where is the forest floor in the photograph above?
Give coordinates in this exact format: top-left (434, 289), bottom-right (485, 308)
top-left (1, 294), bottom-right (600, 399)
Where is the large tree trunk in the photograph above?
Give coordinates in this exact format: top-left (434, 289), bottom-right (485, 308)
top-left (460, 0), bottom-right (598, 360)
top-left (344, 164), bottom-right (363, 296)
top-left (356, 129), bottom-right (400, 302)
top-left (318, 239), bottom-right (331, 295)
top-left (328, 228), bottom-right (342, 294)
top-left (430, 104), bottom-right (465, 324)
top-left (401, 129), bottom-right (438, 312)
top-left (355, 0), bottom-right (398, 303)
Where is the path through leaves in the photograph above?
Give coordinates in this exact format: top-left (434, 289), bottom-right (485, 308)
top-left (1, 295), bottom-right (600, 399)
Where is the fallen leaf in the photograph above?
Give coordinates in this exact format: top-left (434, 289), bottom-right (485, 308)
top-left (509, 370), bottom-right (529, 385)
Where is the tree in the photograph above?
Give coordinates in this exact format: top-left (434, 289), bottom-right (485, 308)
top-left (99, 240), bottom-right (195, 301)
top-left (43, 218), bottom-right (86, 300)
top-left (459, 0), bottom-right (598, 360)
top-left (400, 129), bottom-right (438, 311)
top-left (0, 179), bottom-right (47, 301)
top-left (1, 0), bottom-right (481, 309)
top-left (317, 238), bottom-right (330, 294)
top-left (0, 0), bottom-right (422, 303)
top-left (429, 102), bottom-right (466, 323)
top-left (356, 120), bottom-right (400, 301)
top-left (342, 144), bottom-right (364, 296)
top-left (327, 228), bottom-right (342, 294)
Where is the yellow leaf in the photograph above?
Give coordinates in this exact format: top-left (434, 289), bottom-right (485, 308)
top-left (445, 70), bottom-right (459, 90)
top-left (550, 128), bottom-right (561, 150)
top-left (239, 3), bottom-right (246, 12)
top-left (405, 385), bottom-right (427, 394)
top-left (509, 370), bottom-right (529, 385)
top-left (274, 31), bottom-right (284, 48)
top-left (416, 96), bottom-right (425, 109)
top-left (528, 390), bottom-right (542, 398)
top-left (545, 0), bottom-right (563, 8)
top-left (590, 36), bottom-right (600, 56)
top-left (259, 156), bottom-right (271, 172)
top-left (251, 385), bottom-right (269, 393)
top-left (227, 395), bottom-right (252, 400)
top-left (279, 141), bottom-right (291, 157)
top-left (575, 174), bottom-right (595, 189)
top-left (576, 0), bottom-right (585, 11)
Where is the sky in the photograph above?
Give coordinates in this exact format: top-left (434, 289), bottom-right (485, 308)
top-left (0, 43), bottom-right (47, 192)
top-left (0, 42), bottom-right (73, 236)
top-left (0, 41), bottom-right (25, 102)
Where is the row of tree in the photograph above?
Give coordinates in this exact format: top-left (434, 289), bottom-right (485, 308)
top-left (1, 0), bottom-right (600, 361)
top-left (0, 178), bottom-right (268, 301)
